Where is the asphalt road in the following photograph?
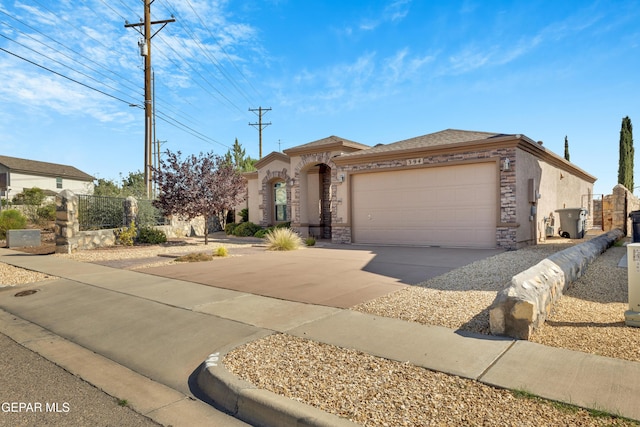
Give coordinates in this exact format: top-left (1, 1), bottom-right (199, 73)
top-left (0, 332), bottom-right (160, 427)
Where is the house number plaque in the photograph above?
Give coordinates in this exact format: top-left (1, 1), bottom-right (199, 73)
top-left (406, 158), bottom-right (424, 166)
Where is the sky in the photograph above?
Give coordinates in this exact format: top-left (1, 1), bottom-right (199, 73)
top-left (0, 0), bottom-right (639, 196)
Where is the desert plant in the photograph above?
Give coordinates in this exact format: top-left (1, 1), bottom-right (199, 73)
top-left (36, 203), bottom-right (56, 223)
top-left (305, 236), bottom-right (316, 246)
top-left (215, 246), bottom-right (228, 257)
top-left (265, 227), bottom-right (303, 251)
top-left (175, 252), bottom-right (213, 262)
top-left (116, 221), bottom-right (137, 246)
top-left (233, 221), bottom-right (261, 237)
top-left (0, 209), bottom-right (27, 239)
top-left (137, 226), bottom-right (167, 244)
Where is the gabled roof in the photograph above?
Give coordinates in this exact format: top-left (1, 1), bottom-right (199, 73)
top-left (0, 155), bottom-right (94, 181)
top-left (284, 135), bottom-right (369, 156)
top-left (254, 151), bottom-right (290, 169)
top-left (339, 129), bottom-right (513, 158)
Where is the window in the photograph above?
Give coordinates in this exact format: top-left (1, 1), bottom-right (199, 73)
top-left (56, 177), bottom-right (62, 189)
top-left (274, 181), bottom-right (287, 222)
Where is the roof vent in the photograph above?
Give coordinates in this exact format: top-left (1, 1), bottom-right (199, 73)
top-left (537, 141), bottom-right (544, 146)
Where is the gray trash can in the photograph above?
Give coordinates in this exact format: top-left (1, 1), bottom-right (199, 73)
top-left (556, 208), bottom-right (588, 239)
top-left (629, 210), bottom-right (640, 243)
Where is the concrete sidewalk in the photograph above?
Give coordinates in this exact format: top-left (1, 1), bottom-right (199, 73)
top-left (1, 248), bottom-right (640, 425)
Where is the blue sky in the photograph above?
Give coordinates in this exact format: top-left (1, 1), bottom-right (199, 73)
top-left (0, 0), bottom-right (639, 196)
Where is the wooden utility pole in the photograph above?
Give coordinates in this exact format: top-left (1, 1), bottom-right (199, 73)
top-left (125, 0), bottom-right (174, 198)
top-left (249, 107), bottom-right (272, 159)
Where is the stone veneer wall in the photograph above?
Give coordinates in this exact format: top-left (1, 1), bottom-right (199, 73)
top-left (332, 147), bottom-right (518, 248)
top-left (290, 152), bottom-right (338, 237)
top-left (56, 190), bottom-right (206, 253)
top-left (602, 184), bottom-right (640, 236)
top-left (258, 168), bottom-right (291, 227)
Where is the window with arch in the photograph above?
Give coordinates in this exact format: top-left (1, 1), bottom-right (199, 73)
top-left (274, 181), bottom-right (287, 222)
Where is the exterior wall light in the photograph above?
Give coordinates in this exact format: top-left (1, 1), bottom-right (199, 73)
top-left (502, 158), bottom-right (511, 171)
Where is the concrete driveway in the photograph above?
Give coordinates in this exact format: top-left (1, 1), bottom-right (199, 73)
top-left (143, 244), bottom-right (503, 309)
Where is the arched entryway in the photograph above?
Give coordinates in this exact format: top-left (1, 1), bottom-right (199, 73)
top-left (298, 163), bottom-right (333, 239)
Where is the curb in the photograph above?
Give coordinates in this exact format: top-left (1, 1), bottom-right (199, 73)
top-left (197, 344), bottom-right (359, 427)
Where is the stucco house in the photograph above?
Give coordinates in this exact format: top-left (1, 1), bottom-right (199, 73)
top-left (244, 129), bottom-right (596, 249)
top-left (0, 155), bottom-right (94, 202)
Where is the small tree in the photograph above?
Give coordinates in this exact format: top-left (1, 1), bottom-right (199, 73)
top-left (153, 150), bottom-right (247, 244)
top-left (618, 116), bottom-right (634, 190)
top-left (12, 187), bottom-right (45, 223)
top-left (564, 135), bottom-right (570, 161)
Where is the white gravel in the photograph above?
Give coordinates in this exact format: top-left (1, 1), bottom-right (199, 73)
top-left (4, 236), bottom-right (640, 425)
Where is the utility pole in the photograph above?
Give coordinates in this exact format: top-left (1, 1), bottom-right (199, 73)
top-left (125, 0), bottom-right (174, 198)
top-left (249, 107), bottom-right (272, 159)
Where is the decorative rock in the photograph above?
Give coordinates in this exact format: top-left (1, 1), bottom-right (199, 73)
top-left (489, 229), bottom-right (624, 339)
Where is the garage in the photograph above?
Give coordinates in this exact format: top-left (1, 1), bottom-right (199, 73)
top-left (351, 162), bottom-right (498, 248)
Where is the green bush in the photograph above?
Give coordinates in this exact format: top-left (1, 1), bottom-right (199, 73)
top-left (265, 227), bottom-right (303, 251)
top-left (116, 221), bottom-right (137, 246)
top-left (305, 237), bottom-right (316, 246)
top-left (254, 228), bottom-right (268, 238)
top-left (275, 221), bottom-right (291, 229)
top-left (36, 203), bottom-right (56, 223)
top-left (137, 227), bottom-right (167, 244)
top-left (239, 208), bottom-right (249, 222)
top-left (233, 221), bottom-right (262, 237)
top-left (225, 222), bottom-right (238, 235)
top-left (0, 209), bottom-right (27, 239)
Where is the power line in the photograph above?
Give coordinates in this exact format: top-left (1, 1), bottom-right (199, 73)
top-left (0, 46), bottom-right (135, 105)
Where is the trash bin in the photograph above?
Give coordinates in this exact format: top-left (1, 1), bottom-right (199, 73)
top-left (555, 208), bottom-right (588, 239)
top-left (629, 211), bottom-right (640, 243)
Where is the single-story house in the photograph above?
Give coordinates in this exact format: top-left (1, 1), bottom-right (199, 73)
top-left (0, 155), bottom-right (95, 201)
top-left (244, 129), bottom-right (596, 249)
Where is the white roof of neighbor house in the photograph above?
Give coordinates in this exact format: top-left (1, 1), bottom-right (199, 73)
top-left (0, 155), bottom-right (94, 181)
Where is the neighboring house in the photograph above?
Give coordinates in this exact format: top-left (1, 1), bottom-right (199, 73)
top-left (0, 155), bottom-right (95, 202)
top-left (244, 129), bottom-right (596, 249)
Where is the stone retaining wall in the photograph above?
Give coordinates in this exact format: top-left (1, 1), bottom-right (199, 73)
top-left (489, 229), bottom-right (624, 339)
top-left (55, 190), bottom-right (208, 253)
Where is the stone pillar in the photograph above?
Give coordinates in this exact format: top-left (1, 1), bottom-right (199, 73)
top-left (55, 190), bottom-right (79, 254)
top-left (123, 196), bottom-right (138, 227)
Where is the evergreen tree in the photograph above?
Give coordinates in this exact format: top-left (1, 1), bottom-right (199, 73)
top-left (564, 135), bottom-right (570, 161)
top-left (225, 138), bottom-right (257, 172)
top-left (618, 116), bottom-right (634, 190)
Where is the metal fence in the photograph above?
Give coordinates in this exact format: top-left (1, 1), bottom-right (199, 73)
top-left (77, 195), bottom-right (167, 231)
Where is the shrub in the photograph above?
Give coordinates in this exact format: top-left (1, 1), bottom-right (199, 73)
top-left (36, 203), bottom-right (56, 223)
top-left (233, 221), bottom-right (261, 237)
top-left (305, 236), bottom-right (316, 246)
top-left (137, 227), bottom-right (167, 244)
top-left (225, 222), bottom-right (238, 235)
top-left (215, 246), bottom-right (228, 257)
top-left (116, 221), bottom-right (137, 246)
top-left (175, 252), bottom-right (213, 262)
top-left (265, 227), bottom-right (303, 251)
top-left (239, 208), bottom-right (249, 222)
top-left (275, 221), bottom-right (291, 229)
top-left (0, 209), bottom-right (27, 239)
top-left (254, 228), bottom-right (268, 238)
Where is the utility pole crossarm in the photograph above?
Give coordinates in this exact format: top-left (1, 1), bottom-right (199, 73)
top-left (125, 0), bottom-right (173, 199)
top-left (249, 106), bottom-right (272, 159)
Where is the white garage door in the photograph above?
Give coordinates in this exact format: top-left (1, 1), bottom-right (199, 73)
top-left (351, 163), bottom-right (497, 248)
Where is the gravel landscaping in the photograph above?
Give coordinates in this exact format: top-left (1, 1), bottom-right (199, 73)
top-left (3, 235), bottom-right (640, 425)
